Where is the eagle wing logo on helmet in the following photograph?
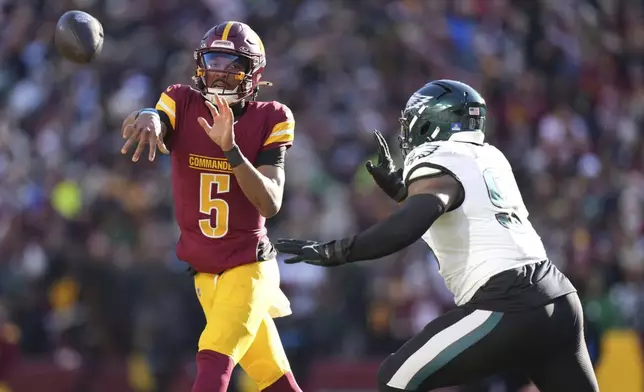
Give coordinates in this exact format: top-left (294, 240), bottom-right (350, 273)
top-left (405, 92), bottom-right (433, 112)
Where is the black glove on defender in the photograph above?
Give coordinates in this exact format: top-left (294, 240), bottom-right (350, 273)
top-left (365, 130), bottom-right (407, 202)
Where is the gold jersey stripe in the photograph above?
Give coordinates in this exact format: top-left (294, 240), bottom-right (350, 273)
top-left (264, 121), bottom-right (295, 146)
top-left (155, 92), bottom-right (176, 129)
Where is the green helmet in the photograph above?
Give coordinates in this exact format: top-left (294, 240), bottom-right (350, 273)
top-left (399, 79), bottom-right (487, 157)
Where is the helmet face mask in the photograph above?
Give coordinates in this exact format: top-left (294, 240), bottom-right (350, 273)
top-left (196, 51), bottom-right (251, 102)
top-left (193, 22), bottom-right (267, 104)
top-left (399, 80), bottom-right (487, 157)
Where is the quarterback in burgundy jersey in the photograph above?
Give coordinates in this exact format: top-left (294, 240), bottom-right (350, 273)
top-left (120, 21), bottom-right (301, 392)
top-left (160, 83), bottom-right (293, 274)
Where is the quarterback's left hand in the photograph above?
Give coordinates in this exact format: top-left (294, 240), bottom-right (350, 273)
top-left (197, 93), bottom-right (235, 151)
top-left (275, 238), bottom-right (353, 267)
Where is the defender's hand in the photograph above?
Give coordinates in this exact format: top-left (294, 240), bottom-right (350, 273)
top-left (121, 110), bottom-right (169, 162)
top-left (198, 93), bottom-right (235, 151)
top-left (365, 130), bottom-right (407, 202)
top-left (275, 238), bottom-right (353, 267)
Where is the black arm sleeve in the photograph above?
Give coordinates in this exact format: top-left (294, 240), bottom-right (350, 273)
top-left (255, 145), bottom-right (287, 168)
top-left (157, 110), bottom-right (174, 144)
top-left (345, 193), bottom-right (446, 262)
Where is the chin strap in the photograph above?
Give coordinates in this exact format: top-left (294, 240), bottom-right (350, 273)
top-left (200, 81), bottom-right (275, 104)
top-left (248, 81), bottom-right (274, 102)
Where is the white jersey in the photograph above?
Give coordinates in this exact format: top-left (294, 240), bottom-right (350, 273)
top-left (403, 141), bottom-right (548, 305)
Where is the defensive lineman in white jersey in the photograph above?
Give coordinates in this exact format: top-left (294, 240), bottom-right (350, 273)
top-left (276, 80), bottom-right (599, 392)
top-left (403, 140), bottom-right (548, 306)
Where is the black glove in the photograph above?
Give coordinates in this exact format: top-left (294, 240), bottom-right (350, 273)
top-left (275, 238), bottom-right (355, 267)
top-left (365, 130), bottom-right (407, 202)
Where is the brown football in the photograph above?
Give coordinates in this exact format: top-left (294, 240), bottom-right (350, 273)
top-left (54, 10), bottom-right (104, 64)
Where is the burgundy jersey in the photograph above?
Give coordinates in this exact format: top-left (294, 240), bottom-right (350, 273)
top-left (155, 84), bottom-right (294, 274)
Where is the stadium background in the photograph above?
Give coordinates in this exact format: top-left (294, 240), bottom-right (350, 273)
top-left (1, 0), bottom-right (644, 391)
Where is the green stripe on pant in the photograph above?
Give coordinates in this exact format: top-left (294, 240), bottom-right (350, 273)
top-left (406, 311), bottom-right (504, 390)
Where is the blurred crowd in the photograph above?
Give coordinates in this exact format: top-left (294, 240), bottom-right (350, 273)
top-left (1, 0), bottom-right (644, 390)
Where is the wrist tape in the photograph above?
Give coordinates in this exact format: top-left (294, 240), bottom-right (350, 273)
top-left (224, 145), bottom-right (245, 168)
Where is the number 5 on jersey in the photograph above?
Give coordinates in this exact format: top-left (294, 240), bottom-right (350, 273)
top-left (199, 173), bottom-right (230, 238)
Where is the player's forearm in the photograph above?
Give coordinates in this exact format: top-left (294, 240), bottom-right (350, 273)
top-left (224, 145), bottom-right (282, 218)
top-left (344, 193), bottom-right (445, 262)
top-left (233, 163), bottom-right (282, 218)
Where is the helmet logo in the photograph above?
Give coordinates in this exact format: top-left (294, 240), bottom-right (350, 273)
top-left (405, 92), bottom-right (433, 111)
top-left (450, 123), bottom-right (461, 131)
top-left (211, 40), bottom-right (235, 49)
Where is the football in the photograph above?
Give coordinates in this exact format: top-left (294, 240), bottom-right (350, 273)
top-left (54, 10), bottom-right (104, 64)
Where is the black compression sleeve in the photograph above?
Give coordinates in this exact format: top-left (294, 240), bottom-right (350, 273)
top-left (157, 110), bottom-right (174, 144)
top-left (255, 146), bottom-right (286, 168)
top-left (345, 193), bottom-right (446, 262)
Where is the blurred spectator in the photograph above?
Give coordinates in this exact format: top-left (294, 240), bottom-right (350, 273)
top-left (0, 298), bottom-right (19, 390)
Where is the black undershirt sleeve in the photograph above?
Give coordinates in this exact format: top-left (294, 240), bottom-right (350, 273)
top-left (255, 146), bottom-right (287, 169)
top-left (157, 110), bottom-right (174, 145)
top-left (345, 193), bottom-right (446, 262)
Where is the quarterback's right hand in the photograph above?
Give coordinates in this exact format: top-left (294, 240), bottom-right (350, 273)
top-left (121, 109), bottom-right (169, 162)
top-left (365, 130), bottom-right (407, 202)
